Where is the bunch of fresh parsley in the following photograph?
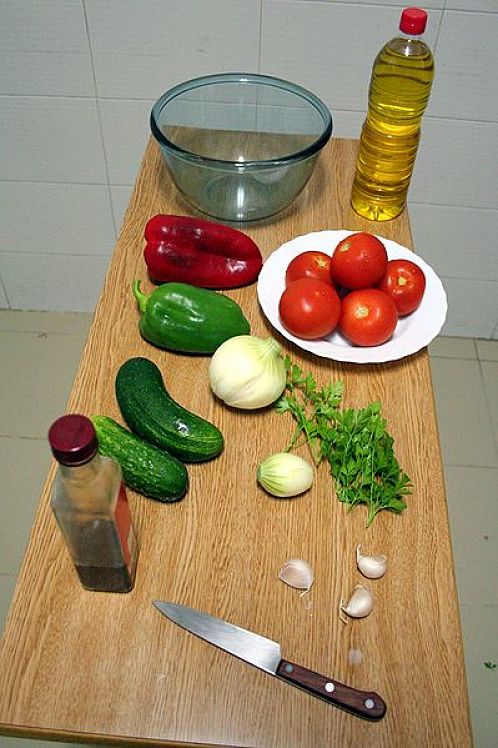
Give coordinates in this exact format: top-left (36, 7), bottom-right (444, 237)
top-left (275, 357), bottom-right (412, 526)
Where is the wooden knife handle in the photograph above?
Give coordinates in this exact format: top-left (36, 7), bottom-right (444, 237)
top-left (276, 659), bottom-right (386, 721)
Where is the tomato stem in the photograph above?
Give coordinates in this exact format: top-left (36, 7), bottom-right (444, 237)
top-left (355, 304), bottom-right (370, 320)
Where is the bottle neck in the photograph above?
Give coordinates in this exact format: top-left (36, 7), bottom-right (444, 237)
top-left (59, 452), bottom-right (102, 480)
top-left (387, 33), bottom-right (430, 57)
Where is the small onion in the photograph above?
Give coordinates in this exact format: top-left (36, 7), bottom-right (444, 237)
top-left (257, 452), bottom-right (314, 498)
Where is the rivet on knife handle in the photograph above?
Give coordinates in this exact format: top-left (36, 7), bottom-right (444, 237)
top-left (276, 660), bottom-right (387, 721)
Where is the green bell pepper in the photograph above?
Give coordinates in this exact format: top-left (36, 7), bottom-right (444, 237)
top-left (133, 280), bottom-right (250, 354)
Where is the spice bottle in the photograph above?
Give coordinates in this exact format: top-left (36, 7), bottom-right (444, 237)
top-left (48, 414), bottom-right (138, 592)
top-left (351, 7), bottom-right (435, 221)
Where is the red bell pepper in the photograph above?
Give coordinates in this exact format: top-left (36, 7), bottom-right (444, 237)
top-left (143, 214), bottom-right (263, 289)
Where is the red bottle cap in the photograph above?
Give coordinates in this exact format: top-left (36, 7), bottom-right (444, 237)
top-left (48, 414), bottom-right (97, 466)
top-left (399, 7), bottom-right (428, 35)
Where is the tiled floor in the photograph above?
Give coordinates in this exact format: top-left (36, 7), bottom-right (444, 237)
top-left (0, 311), bottom-right (497, 748)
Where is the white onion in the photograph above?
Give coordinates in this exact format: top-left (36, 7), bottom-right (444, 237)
top-left (208, 335), bottom-right (286, 410)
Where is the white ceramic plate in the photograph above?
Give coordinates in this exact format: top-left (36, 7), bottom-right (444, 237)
top-left (257, 230), bottom-right (447, 364)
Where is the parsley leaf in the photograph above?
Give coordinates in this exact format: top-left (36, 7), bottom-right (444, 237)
top-left (275, 358), bottom-right (411, 526)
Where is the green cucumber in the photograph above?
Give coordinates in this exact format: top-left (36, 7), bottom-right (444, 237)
top-left (115, 357), bottom-right (224, 462)
top-left (91, 415), bottom-right (188, 502)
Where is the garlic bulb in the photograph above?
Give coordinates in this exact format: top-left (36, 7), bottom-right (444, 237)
top-left (208, 335), bottom-right (286, 409)
top-left (279, 559), bottom-right (314, 594)
top-left (356, 544), bottom-right (388, 579)
top-left (340, 585), bottom-right (373, 622)
top-left (257, 452), bottom-right (314, 497)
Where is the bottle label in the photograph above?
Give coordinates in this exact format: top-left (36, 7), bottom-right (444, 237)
top-left (115, 483), bottom-right (135, 572)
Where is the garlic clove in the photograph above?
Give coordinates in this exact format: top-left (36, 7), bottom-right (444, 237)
top-left (356, 544), bottom-right (388, 579)
top-left (278, 559), bottom-right (314, 595)
top-left (340, 585), bottom-right (373, 623)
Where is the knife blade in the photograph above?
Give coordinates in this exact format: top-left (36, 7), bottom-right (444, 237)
top-left (154, 601), bottom-right (386, 721)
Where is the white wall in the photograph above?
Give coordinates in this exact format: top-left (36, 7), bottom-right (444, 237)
top-left (1, 0), bottom-right (496, 338)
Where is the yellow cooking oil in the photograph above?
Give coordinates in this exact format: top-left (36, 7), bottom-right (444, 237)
top-left (351, 9), bottom-right (435, 221)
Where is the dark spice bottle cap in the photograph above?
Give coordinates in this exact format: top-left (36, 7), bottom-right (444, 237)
top-left (48, 414), bottom-right (97, 466)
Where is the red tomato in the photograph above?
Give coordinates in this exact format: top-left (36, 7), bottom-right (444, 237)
top-left (279, 278), bottom-right (341, 340)
top-left (330, 232), bottom-right (388, 289)
top-left (285, 251), bottom-right (332, 286)
top-left (339, 289), bottom-right (398, 347)
top-left (377, 259), bottom-right (426, 316)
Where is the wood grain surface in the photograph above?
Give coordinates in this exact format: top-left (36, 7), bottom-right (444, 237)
top-left (0, 138), bottom-right (472, 747)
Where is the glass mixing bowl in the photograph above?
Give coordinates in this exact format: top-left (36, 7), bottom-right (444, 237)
top-left (150, 73), bottom-right (332, 222)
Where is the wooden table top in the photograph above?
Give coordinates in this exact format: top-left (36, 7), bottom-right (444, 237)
top-left (0, 138), bottom-right (472, 747)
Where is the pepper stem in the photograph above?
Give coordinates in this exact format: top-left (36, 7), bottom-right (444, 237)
top-left (133, 280), bottom-right (148, 313)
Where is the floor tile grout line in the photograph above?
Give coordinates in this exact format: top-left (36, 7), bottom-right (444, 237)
top-left (443, 463), bottom-right (498, 470)
top-left (432, 358), bottom-right (498, 363)
top-left (469, 603), bottom-right (498, 609)
top-left (476, 355), bottom-right (498, 457)
top-left (0, 329), bottom-right (91, 337)
top-left (429, 342), bottom-right (498, 362)
top-left (0, 435), bottom-right (49, 441)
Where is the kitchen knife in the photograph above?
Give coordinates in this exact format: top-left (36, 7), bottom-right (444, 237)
top-left (154, 601), bottom-right (386, 721)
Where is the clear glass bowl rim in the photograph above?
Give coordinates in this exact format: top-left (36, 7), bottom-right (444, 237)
top-left (150, 72), bottom-right (333, 169)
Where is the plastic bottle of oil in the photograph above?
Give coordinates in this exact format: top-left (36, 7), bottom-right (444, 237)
top-left (351, 7), bottom-right (435, 221)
